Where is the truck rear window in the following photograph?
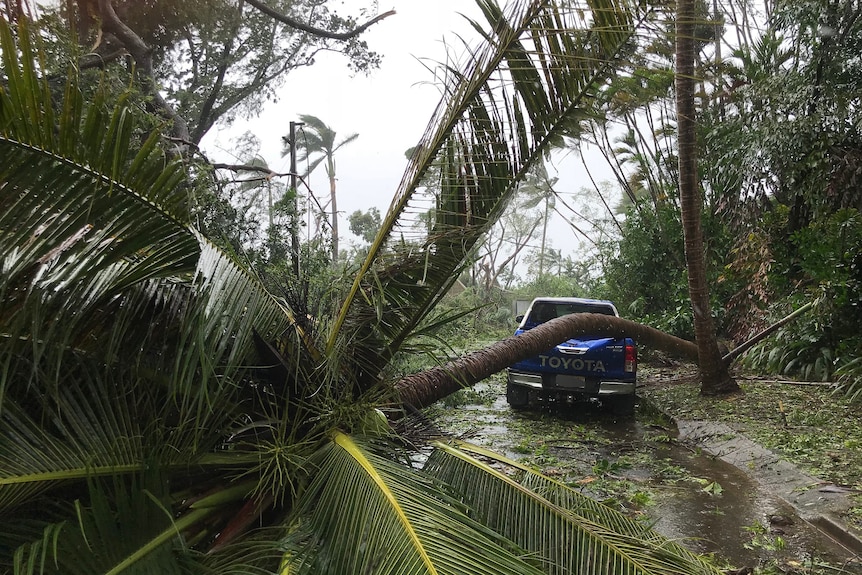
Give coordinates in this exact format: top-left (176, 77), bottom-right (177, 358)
top-left (527, 302), bottom-right (616, 324)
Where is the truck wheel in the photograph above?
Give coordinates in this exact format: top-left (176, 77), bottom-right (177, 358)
top-left (607, 394), bottom-right (636, 416)
top-left (507, 383), bottom-right (529, 409)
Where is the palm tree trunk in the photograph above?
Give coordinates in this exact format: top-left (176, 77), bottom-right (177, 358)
top-left (539, 195), bottom-right (549, 277)
top-left (329, 169), bottom-right (339, 263)
top-left (675, 0), bottom-right (738, 395)
top-left (395, 314), bottom-right (699, 409)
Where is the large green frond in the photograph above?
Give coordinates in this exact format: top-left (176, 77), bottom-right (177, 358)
top-left (282, 432), bottom-right (545, 575)
top-left (425, 440), bottom-right (723, 575)
top-left (7, 474), bottom-right (227, 575)
top-left (0, 129), bottom-right (300, 397)
top-left (0, 16), bottom-right (308, 393)
top-left (0, 370), bottom-right (147, 511)
top-left (329, 0), bottom-right (644, 378)
top-left (0, 19), bottom-right (188, 216)
top-left (1, 18), bottom-right (309, 570)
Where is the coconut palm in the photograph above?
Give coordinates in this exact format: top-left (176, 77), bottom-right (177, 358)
top-left (287, 114), bottom-right (359, 263)
top-left (674, 0), bottom-right (738, 395)
top-left (1, 4), bottom-right (723, 575)
top-left (518, 163), bottom-right (558, 277)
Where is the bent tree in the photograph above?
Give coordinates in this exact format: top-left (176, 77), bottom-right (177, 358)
top-left (397, 313), bottom-right (701, 409)
top-left (0, 2), bottom-right (725, 574)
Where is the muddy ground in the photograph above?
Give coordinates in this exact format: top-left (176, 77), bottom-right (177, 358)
top-left (425, 372), bottom-right (862, 574)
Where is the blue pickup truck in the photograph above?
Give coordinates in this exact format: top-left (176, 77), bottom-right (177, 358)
top-left (506, 297), bottom-right (637, 415)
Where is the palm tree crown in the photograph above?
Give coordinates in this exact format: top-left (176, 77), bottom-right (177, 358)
top-left (287, 113), bottom-right (359, 263)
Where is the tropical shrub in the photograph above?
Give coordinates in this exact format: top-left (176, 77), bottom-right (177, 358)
top-left (744, 209), bottom-right (862, 386)
top-left (516, 266), bottom-right (595, 300)
top-left (602, 204), bottom-right (683, 308)
top-left (598, 203), bottom-right (698, 337)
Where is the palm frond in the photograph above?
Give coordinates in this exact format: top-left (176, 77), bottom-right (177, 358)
top-left (283, 432), bottom-right (546, 575)
top-left (0, 15), bottom-right (308, 393)
top-left (0, 19), bottom-right (188, 216)
top-left (7, 473), bottom-right (229, 575)
top-left (0, 122), bottom-right (302, 396)
top-left (329, 0), bottom-right (644, 379)
top-left (0, 370), bottom-right (147, 511)
top-left (425, 440), bottom-right (723, 575)
top-left (1, 17), bottom-right (312, 569)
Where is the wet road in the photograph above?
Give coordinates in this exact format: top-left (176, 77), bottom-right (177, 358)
top-left (430, 379), bottom-right (862, 572)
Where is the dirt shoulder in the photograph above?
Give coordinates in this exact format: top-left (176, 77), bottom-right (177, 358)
top-left (639, 362), bottom-right (862, 538)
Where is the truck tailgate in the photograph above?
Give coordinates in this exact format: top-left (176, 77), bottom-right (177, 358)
top-left (510, 335), bottom-right (635, 381)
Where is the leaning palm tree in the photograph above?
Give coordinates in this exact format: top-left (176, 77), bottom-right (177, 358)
top-left (1, 4), bottom-right (722, 575)
top-left (286, 114), bottom-right (359, 263)
top-left (674, 0), bottom-right (738, 395)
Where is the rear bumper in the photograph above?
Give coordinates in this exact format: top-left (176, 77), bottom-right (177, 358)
top-left (596, 380), bottom-right (637, 395)
top-left (507, 369), bottom-right (635, 396)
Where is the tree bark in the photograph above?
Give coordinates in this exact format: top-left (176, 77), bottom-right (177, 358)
top-left (395, 313), bottom-right (699, 410)
top-left (675, 0), bottom-right (738, 395)
top-left (97, 0), bottom-right (191, 143)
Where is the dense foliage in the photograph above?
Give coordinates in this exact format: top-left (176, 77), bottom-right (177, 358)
top-left (573, 0), bottom-right (862, 392)
top-left (0, 2), bottom-right (728, 574)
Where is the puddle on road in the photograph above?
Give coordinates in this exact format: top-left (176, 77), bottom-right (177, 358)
top-left (650, 434), bottom-right (852, 568)
top-left (430, 380), bottom-right (862, 572)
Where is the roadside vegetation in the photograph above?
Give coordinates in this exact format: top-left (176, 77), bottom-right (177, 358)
top-left (2, 0), bottom-right (861, 573)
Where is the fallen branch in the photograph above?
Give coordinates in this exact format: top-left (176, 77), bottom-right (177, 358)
top-left (211, 162), bottom-right (295, 178)
top-left (739, 378), bottom-right (833, 387)
top-left (722, 302), bottom-right (815, 365)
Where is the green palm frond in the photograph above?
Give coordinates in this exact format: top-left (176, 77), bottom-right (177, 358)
top-left (7, 474), bottom-right (243, 575)
top-left (283, 431), bottom-right (546, 575)
top-left (1, 17), bottom-right (309, 569)
top-left (0, 16), bottom-right (305, 388)
top-left (0, 105), bottom-right (300, 395)
top-left (0, 371), bottom-right (148, 511)
top-left (425, 440), bottom-right (723, 575)
top-left (0, 19), bottom-right (188, 215)
top-left (329, 0), bottom-right (644, 378)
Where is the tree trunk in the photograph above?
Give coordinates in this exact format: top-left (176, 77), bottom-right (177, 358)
top-left (328, 161), bottom-right (339, 263)
top-left (675, 0), bottom-right (738, 395)
top-left (395, 313), bottom-right (699, 410)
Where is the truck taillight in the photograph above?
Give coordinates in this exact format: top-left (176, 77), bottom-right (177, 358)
top-left (624, 343), bottom-right (637, 373)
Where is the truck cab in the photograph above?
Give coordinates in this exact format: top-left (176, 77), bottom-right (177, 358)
top-left (506, 297), bottom-right (637, 414)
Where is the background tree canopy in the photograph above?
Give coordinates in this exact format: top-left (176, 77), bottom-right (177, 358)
top-left (17, 0), bottom-right (382, 147)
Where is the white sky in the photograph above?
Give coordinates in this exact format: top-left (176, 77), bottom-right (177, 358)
top-left (202, 0), bottom-right (619, 260)
top-left (203, 1), bottom-right (484, 212)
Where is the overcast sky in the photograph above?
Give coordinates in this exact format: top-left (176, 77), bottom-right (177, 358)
top-left (203, 1), bottom-right (484, 210)
top-left (201, 0), bottom-right (618, 260)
